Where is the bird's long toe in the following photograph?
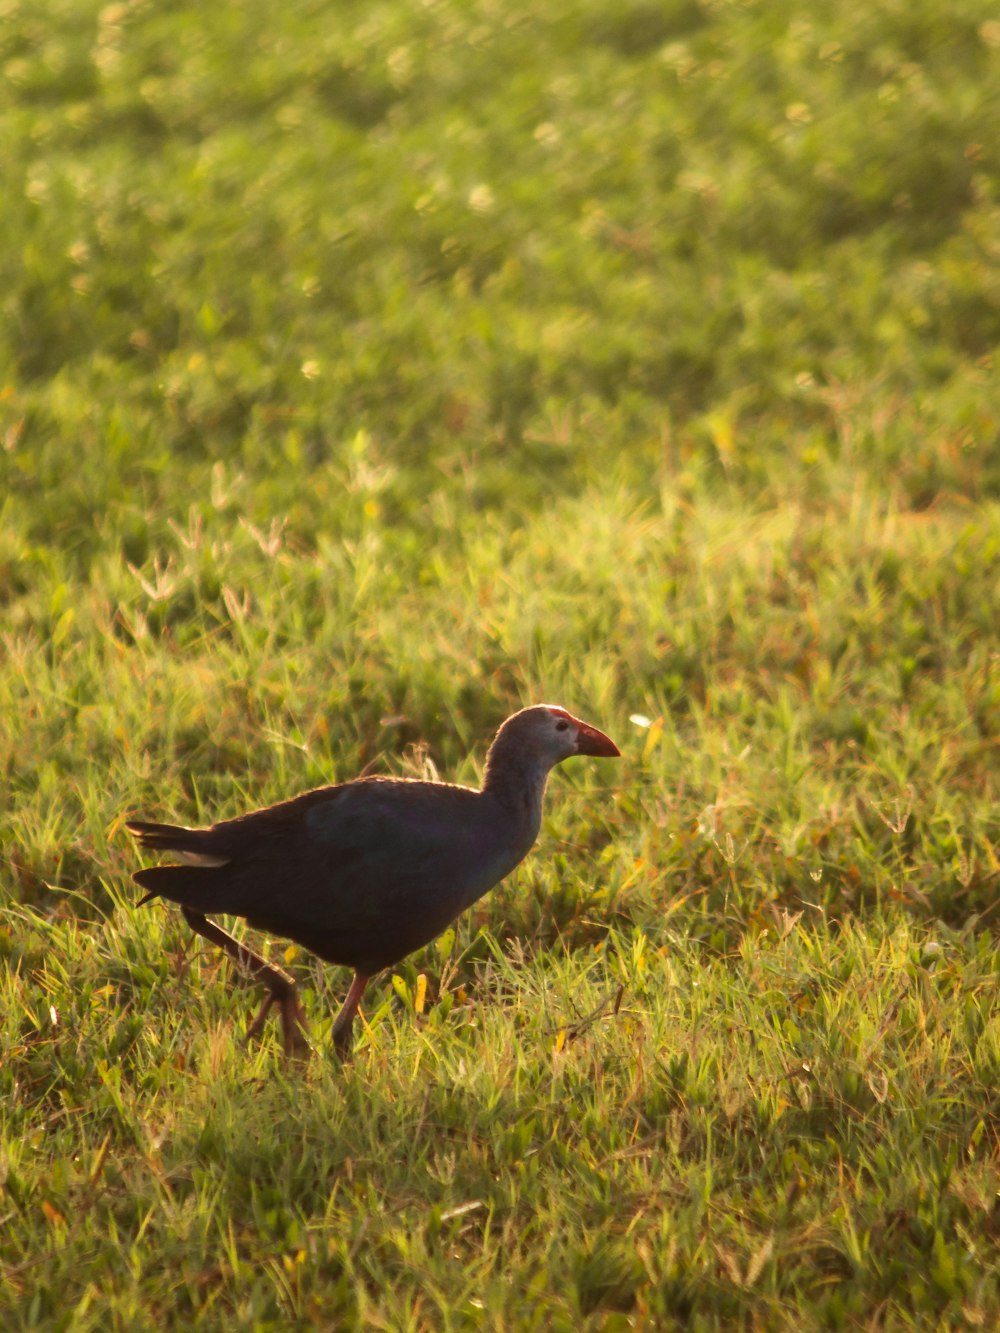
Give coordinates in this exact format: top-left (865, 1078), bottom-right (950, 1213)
top-left (280, 992), bottom-right (311, 1059)
top-left (246, 992), bottom-right (275, 1044)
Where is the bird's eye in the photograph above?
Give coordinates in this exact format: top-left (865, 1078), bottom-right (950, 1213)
top-left (555, 720), bottom-right (570, 732)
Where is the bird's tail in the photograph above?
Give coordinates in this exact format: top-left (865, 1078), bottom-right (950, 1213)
top-left (127, 819), bottom-right (199, 852)
top-left (126, 820), bottom-right (232, 904)
top-left (126, 819), bottom-right (230, 863)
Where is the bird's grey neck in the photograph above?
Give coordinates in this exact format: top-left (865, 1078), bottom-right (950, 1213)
top-left (482, 751), bottom-right (550, 838)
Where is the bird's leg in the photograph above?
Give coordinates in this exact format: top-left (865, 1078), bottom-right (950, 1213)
top-left (331, 970), bottom-right (369, 1058)
top-left (181, 908), bottom-right (310, 1058)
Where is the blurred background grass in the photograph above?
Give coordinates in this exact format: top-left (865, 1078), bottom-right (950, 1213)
top-left (3, 0), bottom-right (998, 940)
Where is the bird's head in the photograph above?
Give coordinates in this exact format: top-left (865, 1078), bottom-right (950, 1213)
top-left (492, 704), bottom-right (620, 770)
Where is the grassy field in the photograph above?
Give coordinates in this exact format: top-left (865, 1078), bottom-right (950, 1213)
top-left (3, 0), bottom-right (1000, 1326)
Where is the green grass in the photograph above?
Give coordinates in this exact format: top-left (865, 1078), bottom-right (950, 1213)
top-left (3, 0), bottom-right (1000, 1325)
top-left (6, 912), bottom-right (1000, 1328)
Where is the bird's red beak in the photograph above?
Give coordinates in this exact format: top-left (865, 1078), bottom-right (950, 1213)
top-left (574, 722), bottom-right (621, 758)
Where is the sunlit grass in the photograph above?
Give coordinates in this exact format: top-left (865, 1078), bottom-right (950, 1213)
top-left (5, 904), bottom-right (1000, 1326)
top-left (3, 0), bottom-right (1000, 1325)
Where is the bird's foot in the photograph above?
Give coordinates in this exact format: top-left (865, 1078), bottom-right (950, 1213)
top-left (246, 983), bottom-right (312, 1060)
top-left (182, 908), bottom-right (310, 1059)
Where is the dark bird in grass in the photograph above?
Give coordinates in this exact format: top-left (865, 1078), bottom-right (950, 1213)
top-left (126, 705), bottom-right (620, 1058)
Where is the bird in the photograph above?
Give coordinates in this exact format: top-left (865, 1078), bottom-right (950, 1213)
top-left (125, 704), bottom-right (620, 1058)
